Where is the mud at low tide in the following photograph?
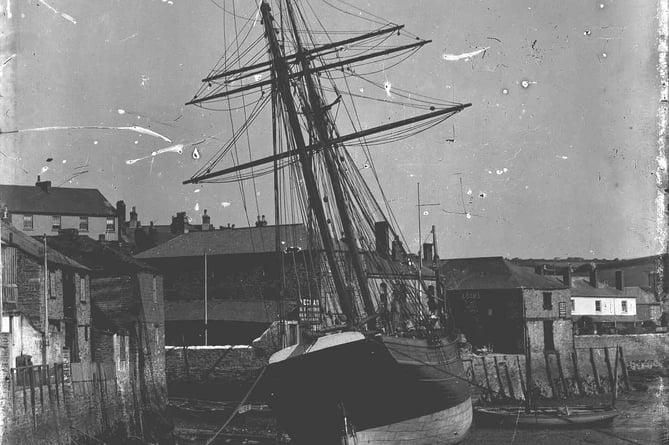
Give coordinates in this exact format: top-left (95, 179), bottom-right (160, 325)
top-left (463, 372), bottom-right (669, 445)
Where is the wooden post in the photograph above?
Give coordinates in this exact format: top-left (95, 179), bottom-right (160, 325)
top-left (502, 361), bottom-right (515, 399)
top-left (481, 356), bottom-right (493, 401)
top-left (516, 355), bottom-right (527, 400)
top-left (544, 352), bottom-right (556, 398)
top-left (589, 348), bottom-right (602, 393)
top-left (572, 351), bottom-right (584, 396)
top-left (604, 347), bottom-right (614, 391)
top-left (612, 345), bottom-right (619, 408)
top-left (619, 346), bottom-right (630, 391)
top-left (493, 356), bottom-right (506, 398)
top-left (554, 351), bottom-right (568, 397)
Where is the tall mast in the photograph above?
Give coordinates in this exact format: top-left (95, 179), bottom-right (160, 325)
top-left (283, 0), bottom-right (376, 324)
top-left (260, 2), bottom-right (356, 323)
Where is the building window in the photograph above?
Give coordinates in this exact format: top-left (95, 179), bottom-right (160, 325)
top-left (559, 301), bottom-right (567, 318)
top-left (119, 335), bottom-right (127, 362)
top-left (80, 277), bottom-right (87, 302)
top-left (543, 292), bottom-right (553, 310)
top-left (23, 214), bottom-right (33, 230)
top-left (106, 217), bottom-right (115, 233)
top-left (51, 215), bottom-right (61, 231)
top-left (79, 216), bottom-right (89, 232)
top-left (152, 276), bottom-right (158, 304)
top-left (84, 325), bottom-right (89, 342)
top-left (595, 300), bottom-right (602, 312)
top-left (621, 301), bottom-right (628, 313)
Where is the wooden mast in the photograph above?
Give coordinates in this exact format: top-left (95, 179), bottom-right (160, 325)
top-left (283, 0), bottom-right (376, 326)
top-left (260, 1), bottom-right (356, 323)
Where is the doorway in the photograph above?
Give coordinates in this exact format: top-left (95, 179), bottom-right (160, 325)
top-left (543, 320), bottom-right (555, 351)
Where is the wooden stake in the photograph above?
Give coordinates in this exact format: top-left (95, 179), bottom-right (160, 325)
top-left (612, 345), bottom-right (619, 408)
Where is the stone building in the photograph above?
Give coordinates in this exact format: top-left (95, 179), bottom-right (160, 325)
top-left (135, 223), bottom-right (307, 346)
top-left (0, 179), bottom-right (120, 241)
top-left (439, 256), bottom-right (572, 356)
top-left (45, 231), bottom-right (171, 441)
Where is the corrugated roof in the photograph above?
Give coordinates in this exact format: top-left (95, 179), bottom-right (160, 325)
top-left (570, 278), bottom-right (626, 297)
top-left (46, 233), bottom-right (156, 274)
top-left (135, 224), bottom-right (308, 259)
top-left (0, 184), bottom-right (116, 216)
top-left (1, 221), bottom-right (89, 270)
top-left (438, 256), bottom-right (567, 290)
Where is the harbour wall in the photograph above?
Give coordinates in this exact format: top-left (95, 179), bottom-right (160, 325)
top-left (0, 334), bottom-right (169, 444)
top-left (464, 333), bottom-right (668, 401)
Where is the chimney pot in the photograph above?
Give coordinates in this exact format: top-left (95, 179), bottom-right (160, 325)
top-left (562, 267), bottom-right (572, 288)
top-left (534, 265), bottom-right (544, 276)
top-left (615, 270), bottom-right (624, 291)
top-left (589, 266), bottom-right (598, 288)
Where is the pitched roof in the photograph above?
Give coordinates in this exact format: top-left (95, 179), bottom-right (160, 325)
top-left (135, 224), bottom-right (308, 259)
top-left (45, 233), bottom-right (156, 274)
top-left (438, 256), bottom-right (567, 290)
top-left (570, 278), bottom-right (626, 297)
top-left (0, 184), bottom-right (116, 217)
top-left (1, 221), bottom-right (88, 270)
top-left (623, 286), bottom-right (659, 305)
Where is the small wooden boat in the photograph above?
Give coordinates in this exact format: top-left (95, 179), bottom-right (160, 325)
top-left (474, 405), bottom-right (618, 428)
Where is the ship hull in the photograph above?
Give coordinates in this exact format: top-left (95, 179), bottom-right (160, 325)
top-left (262, 332), bottom-right (472, 444)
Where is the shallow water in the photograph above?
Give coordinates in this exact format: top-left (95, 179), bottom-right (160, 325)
top-left (464, 376), bottom-right (669, 445)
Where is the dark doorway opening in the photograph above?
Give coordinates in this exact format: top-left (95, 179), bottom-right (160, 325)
top-left (543, 320), bottom-right (555, 351)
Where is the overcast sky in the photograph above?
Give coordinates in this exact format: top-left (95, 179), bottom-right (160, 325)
top-left (0, 0), bottom-right (665, 260)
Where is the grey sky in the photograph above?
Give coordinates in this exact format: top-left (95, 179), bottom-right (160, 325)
top-left (0, 0), bottom-right (664, 260)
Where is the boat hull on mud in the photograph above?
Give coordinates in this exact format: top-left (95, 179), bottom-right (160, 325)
top-left (262, 332), bottom-right (472, 444)
top-left (474, 405), bottom-right (618, 428)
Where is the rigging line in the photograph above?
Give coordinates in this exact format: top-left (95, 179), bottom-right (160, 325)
top-left (321, 86), bottom-right (433, 110)
top-left (233, 0), bottom-right (263, 229)
top-left (319, 0), bottom-right (388, 27)
top-left (350, 71), bottom-right (460, 106)
top-left (336, 53), bottom-right (410, 250)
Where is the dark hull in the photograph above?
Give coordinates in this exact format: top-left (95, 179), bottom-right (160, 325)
top-left (474, 406), bottom-right (618, 428)
top-left (262, 333), bottom-right (472, 444)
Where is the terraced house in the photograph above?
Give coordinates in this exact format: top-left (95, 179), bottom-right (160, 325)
top-left (0, 178), bottom-right (120, 241)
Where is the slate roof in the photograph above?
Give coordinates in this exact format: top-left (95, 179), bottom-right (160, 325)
top-left (46, 233), bottom-right (157, 274)
top-left (623, 286), bottom-right (659, 305)
top-left (438, 256), bottom-right (567, 290)
top-left (135, 224), bottom-right (308, 259)
top-left (1, 221), bottom-right (88, 270)
top-left (570, 278), bottom-right (626, 297)
top-left (0, 184), bottom-right (116, 217)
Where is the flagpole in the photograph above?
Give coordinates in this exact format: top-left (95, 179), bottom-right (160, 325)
top-left (204, 249), bottom-right (208, 346)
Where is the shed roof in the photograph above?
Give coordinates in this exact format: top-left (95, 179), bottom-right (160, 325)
top-left (1, 221), bottom-right (88, 270)
top-left (0, 184), bottom-right (116, 217)
top-left (46, 233), bottom-right (156, 274)
top-left (135, 224), bottom-right (308, 259)
top-left (438, 256), bottom-right (567, 290)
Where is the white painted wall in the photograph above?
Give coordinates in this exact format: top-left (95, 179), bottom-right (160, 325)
top-left (571, 297), bottom-right (636, 316)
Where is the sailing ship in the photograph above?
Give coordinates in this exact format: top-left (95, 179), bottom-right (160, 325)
top-left (183, 1), bottom-right (472, 443)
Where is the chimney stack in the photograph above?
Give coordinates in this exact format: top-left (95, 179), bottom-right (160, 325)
top-left (534, 265), bottom-right (545, 276)
top-left (562, 267), bottom-right (572, 288)
top-left (116, 200), bottom-right (126, 240)
top-left (423, 243), bottom-right (433, 264)
top-left (391, 235), bottom-right (404, 262)
top-left (615, 270), bottom-right (624, 291)
top-left (35, 176), bottom-right (52, 193)
top-left (202, 209), bottom-right (211, 231)
top-left (374, 221), bottom-right (390, 258)
top-left (589, 266), bottom-right (598, 288)
top-left (128, 206), bottom-right (139, 229)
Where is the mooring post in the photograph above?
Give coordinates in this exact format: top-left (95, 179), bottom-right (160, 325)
top-left (481, 356), bottom-right (493, 401)
top-left (612, 345), bottom-right (619, 408)
top-left (619, 346), bottom-right (630, 391)
top-left (493, 356), bottom-right (506, 398)
top-left (589, 348), bottom-right (602, 393)
top-left (543, 352), bottom-right (556, 398)
top-left (516, 355), bottom-right (526, 399)
top-left (604, 347), bottom-right (615, 392)
top-left (571, 351), bottom-right (584, 396)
